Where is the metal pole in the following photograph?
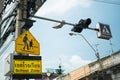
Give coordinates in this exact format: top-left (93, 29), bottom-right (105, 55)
top-left (15, 0), bottom-right (22, 39)
top-left (78, 34), bottom-right (96, 53)
top-left (13, 0), bottom-right (27, 80)
top-left (78, 34), bottom-right (103, 71)
top-left (13, 0), bottom-right (22, 79)
top-left (31, 15), bottom-right (99, 31)
top-left (69, 33), bottom-right (103, 71)
top-left (80, 34), bottom-right (103, 71)
top-left (31, 15), bottom-right (75, 26)
top-left (79, 34), bottom-right (103, 71)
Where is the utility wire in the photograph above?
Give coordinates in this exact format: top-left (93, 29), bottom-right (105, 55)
top-left (92, 0), bottom-right (120, 5)
top-left (3, 3), bottom-right (17, 17)
top-left (0, 34), bottom-right (14, 60)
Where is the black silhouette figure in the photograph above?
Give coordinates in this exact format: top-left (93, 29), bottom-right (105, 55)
top-left (29, 39), bottom-right (33, 49)
top-left (23, 34), bottom-right (29, 50)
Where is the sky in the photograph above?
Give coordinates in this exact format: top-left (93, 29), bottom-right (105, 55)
top-left (0, 0), bottom-right (120, 79)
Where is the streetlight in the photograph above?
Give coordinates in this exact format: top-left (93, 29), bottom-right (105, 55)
top-left (69, 32), bottom-right (103, 71)
top-left (69, 33), bottom-right (96, 53)
top-left (52, 20), bottom-right (66, 29)
top-left (69, 33), bottom-right (108, 80)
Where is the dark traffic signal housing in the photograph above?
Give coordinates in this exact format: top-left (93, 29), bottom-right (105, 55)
top-left (71, 18), bottom-right (91, 33)
top-left (20, 18), bottom-right (36, 30)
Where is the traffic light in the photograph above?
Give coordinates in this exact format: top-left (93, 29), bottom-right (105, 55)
top-left (71, 18), bottom-right (91, 33)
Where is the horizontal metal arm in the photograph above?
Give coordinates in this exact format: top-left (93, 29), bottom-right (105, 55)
top-left (31, 15), bottom-right (99, 31)
top-left (87, 27), bottom-right (99, 31)
top-left (30, 15), bottom-right (75, 26)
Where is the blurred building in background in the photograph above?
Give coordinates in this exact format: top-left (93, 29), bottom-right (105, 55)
top-left (56, 50), bottom-right (120, 80)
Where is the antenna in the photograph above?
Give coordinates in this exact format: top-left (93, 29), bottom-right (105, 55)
top-left (94, 44), bottom-right (100, 59)
top-left (109, 40), bottom-right (114, 53)
top-left (95, 44), bottom-right (100, 52)
top-left (59, 58), bottom-right (62, 66)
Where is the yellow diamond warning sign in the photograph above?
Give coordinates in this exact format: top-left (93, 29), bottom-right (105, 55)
top-left (15, 30), bottom-right (40, 55)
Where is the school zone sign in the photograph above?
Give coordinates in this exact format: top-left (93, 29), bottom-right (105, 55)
top-left (15, 30), bottom-right (40, 55)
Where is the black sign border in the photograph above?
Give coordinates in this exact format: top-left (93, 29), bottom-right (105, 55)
top-left (13, 55), bottom-right (42, 79)
top-left (14, 55), bottom-right (41, 60)
top-left (13, 74), bottom-right (42, 79)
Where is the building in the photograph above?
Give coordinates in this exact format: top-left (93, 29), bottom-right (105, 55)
top-left (57, 50), bottom-right (120, 80)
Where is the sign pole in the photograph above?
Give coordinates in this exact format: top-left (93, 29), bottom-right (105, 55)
top-left (13, 0), bottom-right (42, 79)
top-left (15, 0), bottom-right (22, 39)
top-left (1, 0), bottom-right (45, 79)
top-left (14, 0), bottom-right (27, 80)
top-left (15, 0), bottom-right (27, 39)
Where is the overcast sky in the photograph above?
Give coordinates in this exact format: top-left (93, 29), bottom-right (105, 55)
top-left (0, 0), bottom-right (120, 79)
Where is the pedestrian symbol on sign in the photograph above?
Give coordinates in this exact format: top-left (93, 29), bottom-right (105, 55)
top-left (23, 34), bottom-right (29, 50)
top-left (29, 39), bottom-right (33, 49)
top-left (22, 34), bottom-right (34, 50)
top-left (15, 30), bottom-right (40, 55)
top-left (102, 26), bottom-right (110, 35)
top-left (96, 22), bottom-right (112, 40)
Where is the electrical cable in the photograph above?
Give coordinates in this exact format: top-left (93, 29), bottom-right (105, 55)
top-left (92, 0), bottom-right (120, 5)
top-left (0, 34), bottom-right (14, 60)
top-left (0, 0), bottom-right (17, 16)
top-left (2, 2), bottom-right (17, 19)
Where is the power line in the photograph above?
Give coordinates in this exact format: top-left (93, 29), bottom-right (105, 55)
top-left (92, 0), bottom-right (120, 5)
top-left (0, 34), bottom-right (14, 60)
